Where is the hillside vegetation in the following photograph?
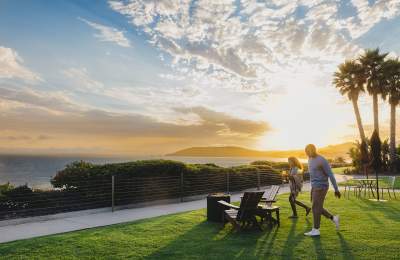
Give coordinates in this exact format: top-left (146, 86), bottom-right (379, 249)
top-left (168, 142), bottom-right (353, 159)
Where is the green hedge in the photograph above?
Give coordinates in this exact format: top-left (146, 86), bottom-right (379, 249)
top-left (51, 160), bottom-right (187, 188)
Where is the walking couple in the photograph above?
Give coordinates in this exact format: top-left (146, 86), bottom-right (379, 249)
top-left (287, 144), bottom-right (341, 237)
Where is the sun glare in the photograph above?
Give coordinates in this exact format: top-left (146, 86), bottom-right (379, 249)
top-left (256, 68), bottom-right (356, 151)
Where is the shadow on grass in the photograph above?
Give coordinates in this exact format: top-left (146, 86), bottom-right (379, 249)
top-left (352, 199), bottom-right (400, 223)
top-left (145, 220), bottom-right (282, 259)
top-left (145, 216), bottom-right (336, 259)
top-left (312, 237), bottom-right (327, 260)
top-left (145, 193), bottom-right (365, 259)
top-left (364, 212), bottom-right (383, 224)
top-left (337, 233), bottom-right (355, 259)
top-left (280, 218), bottom-right (307, 259)
top-left (255, 226), bottom-right (278, 257)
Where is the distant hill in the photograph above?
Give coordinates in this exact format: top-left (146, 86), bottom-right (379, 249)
top-left (167, 142), bottom-right (354, 159)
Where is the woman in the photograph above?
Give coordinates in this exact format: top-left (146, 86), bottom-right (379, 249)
top-left (287, 157), bottom-right (311, 218)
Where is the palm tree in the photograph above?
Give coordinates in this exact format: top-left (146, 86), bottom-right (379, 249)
top-left (333, 60), bottom-right (366, 142)
top-left (382, 58), bottom-right (400, 164)
top-left (359, 48), bottom-right (388, 135)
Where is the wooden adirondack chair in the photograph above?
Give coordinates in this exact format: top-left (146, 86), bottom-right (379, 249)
top-left (218, 191), bottom-right (264, 231)
top-left (257, 185), bottom-right (280, 226)
top-left (260, 185), bottom-right (280, 205)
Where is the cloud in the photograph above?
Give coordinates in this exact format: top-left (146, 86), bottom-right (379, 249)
top-left (347, 0), bottom-right (400, 38)
top-left (62, 67), bottom-right (104, 91)
top-left (0, 103), bottom-right (269, 140)
top-left (0, 135), bottom-right (31, 141)
top-left (79, 17), bottom-right (131, 47)
top-left (0, 46), bottom-right (42, 83)
top-left (0, 87), bottom-right (79, 113)
top-left (174, 106), bottom-right (270, 138)
top-left (158, 73), bottom-right (185, 81)
top-left (0, 87), bottom-right (270, 153)
top-left (0, 135), bottom-right (53, 141)
top-left (108, 0), bottom-right (400, 96)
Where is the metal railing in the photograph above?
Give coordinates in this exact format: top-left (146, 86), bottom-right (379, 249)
top-left (0, 168), bottom-right (283, 221)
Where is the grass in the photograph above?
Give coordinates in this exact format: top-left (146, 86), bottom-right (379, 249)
top-left (338, 176), bottom-right (400, 189)
top-left (1, 192), bottom-right (400, 259)
top-left (331, 166), bottom-right (352, 174)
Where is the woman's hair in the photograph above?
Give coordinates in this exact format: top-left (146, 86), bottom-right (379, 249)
top-left (288, 157), bottom-right (303, 170)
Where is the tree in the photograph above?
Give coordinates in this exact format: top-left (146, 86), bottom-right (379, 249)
top-left (347, 140), bottom-right (368, 173)
top-left (370, 130), bottom-right (382, 200)
top-left (360, 140), bottom-right (370, 178)
top-left (381, 139), bottom-right (390, 172)
top-left (348, 144), bottom-right (361, 170)
top-left (333, 60), bottom-right (366, 142)
top-left (333, 156), bottom-right (346, 164)
top-left (359, 48), bottom-right (388, 135)
top-left (382, 58), bottom-right (400, 165)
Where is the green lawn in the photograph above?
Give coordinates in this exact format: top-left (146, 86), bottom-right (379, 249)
top-left (1, 192), bottom-right (400, 259)
top-left (331, 166), bottom-right (352, 174)
top-left (339, 176), bottom-right (400, 189)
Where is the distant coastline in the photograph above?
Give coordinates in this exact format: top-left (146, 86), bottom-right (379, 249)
top-left (167, 142), bottom-right (353, 159)
top-left (0, 143), bottom-right (352, 187)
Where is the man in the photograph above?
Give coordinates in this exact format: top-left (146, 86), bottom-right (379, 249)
top-left (304, 144), bottom-right (341, 237)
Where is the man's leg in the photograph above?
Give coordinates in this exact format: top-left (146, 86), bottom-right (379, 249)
top-left (321, 208), bottom-right (333, 219)
top-left (312, 188), bottom-right (329, 229)
top-left (318, 188), bottom-right (333, 220)
top-left (305, 188), bottom-right (326, 236)
top-left (320, 191), bottom-right (340, 231)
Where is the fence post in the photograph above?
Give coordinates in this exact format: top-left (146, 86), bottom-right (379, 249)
top-left (227, 171), bottom-right (230, 194)
top-left (257, 169), bottom-right (261, 190)
top-left (180, 171), bottom-right (184, 202)
top-left (111, 175), bottom-right (115, 212)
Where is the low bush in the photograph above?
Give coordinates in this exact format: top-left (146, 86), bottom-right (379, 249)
top-left (51, 160), bottom-right (187, 188)
top-left (250, 160), bottom-right (290, 170)
top-left (0, 182), bottom-right (14, 196)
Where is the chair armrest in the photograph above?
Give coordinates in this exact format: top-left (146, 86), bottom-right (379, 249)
top-left (217, 200), bottom-right (239, 210)
top-left (260, 199), bottom-right (276, 203)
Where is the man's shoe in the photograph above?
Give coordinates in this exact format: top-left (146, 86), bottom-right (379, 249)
top-left (332, 215), bottom-right (340, 230)
top-left (304, 228), bottom-right (320, 236)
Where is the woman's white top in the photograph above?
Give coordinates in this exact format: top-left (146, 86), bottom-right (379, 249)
top-left (289, 167), bottom-right (298, 175)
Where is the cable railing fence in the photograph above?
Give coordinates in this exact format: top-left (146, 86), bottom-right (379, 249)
top-left (0, 167), bottom-right (285, 221)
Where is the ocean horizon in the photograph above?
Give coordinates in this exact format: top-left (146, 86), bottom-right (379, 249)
top-left (0, 154), bottom-right (291, 189)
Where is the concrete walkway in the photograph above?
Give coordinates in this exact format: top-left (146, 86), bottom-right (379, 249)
top-left (0, 175), bottom-right (348, 244)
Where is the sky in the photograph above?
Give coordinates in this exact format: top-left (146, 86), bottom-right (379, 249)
top-left (1, 0), bottom-right (400, 156)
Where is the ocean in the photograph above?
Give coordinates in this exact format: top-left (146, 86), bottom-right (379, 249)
top-left (0, 155), bottom-right (288, 189)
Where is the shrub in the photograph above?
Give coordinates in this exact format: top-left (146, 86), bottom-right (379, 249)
top-left (370, 130), bottom-right (382, 171)
top-left (52, 160), bottom-right (187, 189)
top-left (250, 160), bottom-right (290, 170)
top-left (51, 161), bottom-right (96, 188)
top-left (0, 185), bottom-right (34, 213)
top-left (0, 182), bottom-right (14, 196)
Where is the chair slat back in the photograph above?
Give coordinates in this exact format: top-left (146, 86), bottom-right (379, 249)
top-left (264, 185), bottom-right (280, 201)
top-left (237, 191), bottom-right (264, 221)
top-left (391, 176), bottom-right (396, 187)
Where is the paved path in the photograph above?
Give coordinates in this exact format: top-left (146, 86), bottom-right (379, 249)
top-left (0, 175), bottom-right (348, 244)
